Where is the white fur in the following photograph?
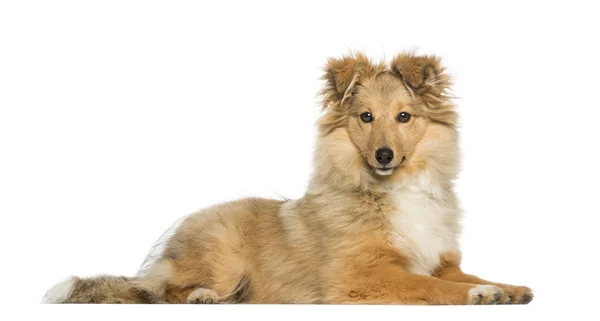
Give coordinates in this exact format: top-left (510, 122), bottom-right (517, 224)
top-left (137, 216), bottom-right (187, 276)
top-left (469, 285), bottom-right (504, 300)
top-left (388, 172), bottom-right (460, 275)
top-left (41, 277), bottom-right (75, 303)
top-left (186, 288), bottom-right (220, 304)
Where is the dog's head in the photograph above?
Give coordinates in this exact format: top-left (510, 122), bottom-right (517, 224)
top-left (316, 52), bottom-right (458, 188)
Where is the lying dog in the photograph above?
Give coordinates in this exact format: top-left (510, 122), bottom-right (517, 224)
top-left (42, 52), bottom-right (533, 305)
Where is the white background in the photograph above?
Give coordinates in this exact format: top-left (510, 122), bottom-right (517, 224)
top-left (1, 0), bottom-right (599, 320)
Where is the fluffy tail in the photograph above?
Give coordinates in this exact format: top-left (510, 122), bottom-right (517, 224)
top-left (41, 275), bottom-right (165, 304)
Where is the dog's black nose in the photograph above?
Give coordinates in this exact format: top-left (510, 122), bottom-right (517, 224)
top-left (375, 148), bottom-right (394, 165)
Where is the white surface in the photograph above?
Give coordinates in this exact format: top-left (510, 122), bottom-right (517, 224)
top-left (1, 0), bottom-right (598, 320)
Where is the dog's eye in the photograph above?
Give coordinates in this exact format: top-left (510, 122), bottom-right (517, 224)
top-left (360, 112), bottom-right (373, 123)
top-left (397, 112), bottom-right (411, 123)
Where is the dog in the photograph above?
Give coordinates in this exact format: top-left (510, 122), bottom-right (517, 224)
top-left (42, 52), bottom-right (533, 304)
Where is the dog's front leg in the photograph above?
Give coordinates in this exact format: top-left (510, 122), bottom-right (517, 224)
top-left (434, 252), bottom-right (533, 304)
top-left (325, 264), bottom-right (504, 305)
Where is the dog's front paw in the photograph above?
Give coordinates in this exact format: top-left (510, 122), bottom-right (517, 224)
top-left (467, 285), bottom-right (504, 305)
top-left (498, 285), bottom-right (533, 304)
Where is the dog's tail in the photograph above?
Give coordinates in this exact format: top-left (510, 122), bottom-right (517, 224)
top-left (41, 275), bottom-right (166, 304)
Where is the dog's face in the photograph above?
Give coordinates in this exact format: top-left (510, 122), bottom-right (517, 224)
top-left (319, 53), bottom-right (457, 180)
top-left (346, 72), bottom-right (427, 176)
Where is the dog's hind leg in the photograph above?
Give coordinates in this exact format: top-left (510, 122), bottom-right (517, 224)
top-left (186, 288), bottom-right (220, 304)
top-left (162, 268), bottom-right (249, 304)
top-left (162, 284), bottom-right (220, 304)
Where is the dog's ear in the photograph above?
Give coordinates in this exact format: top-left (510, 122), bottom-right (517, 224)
top-left (321, 53), bottom-right (384, 109)
top-left (390, 52), bottom-right (452, 103)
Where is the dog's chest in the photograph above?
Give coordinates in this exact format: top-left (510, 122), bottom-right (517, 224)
top-left (387, 186), bottom-right (459, 275)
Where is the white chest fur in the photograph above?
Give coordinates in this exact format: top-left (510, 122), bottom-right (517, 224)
top-left (387, 175), bottom-right (460, 275)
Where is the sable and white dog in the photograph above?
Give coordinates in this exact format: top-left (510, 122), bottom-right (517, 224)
top-left (43, 52), bottom-right (533, 304)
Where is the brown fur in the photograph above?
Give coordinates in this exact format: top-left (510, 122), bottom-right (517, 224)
top-left (44, 52), bottom-right (532, 305)
top-left (62, 276), bottom-right (164, 303)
